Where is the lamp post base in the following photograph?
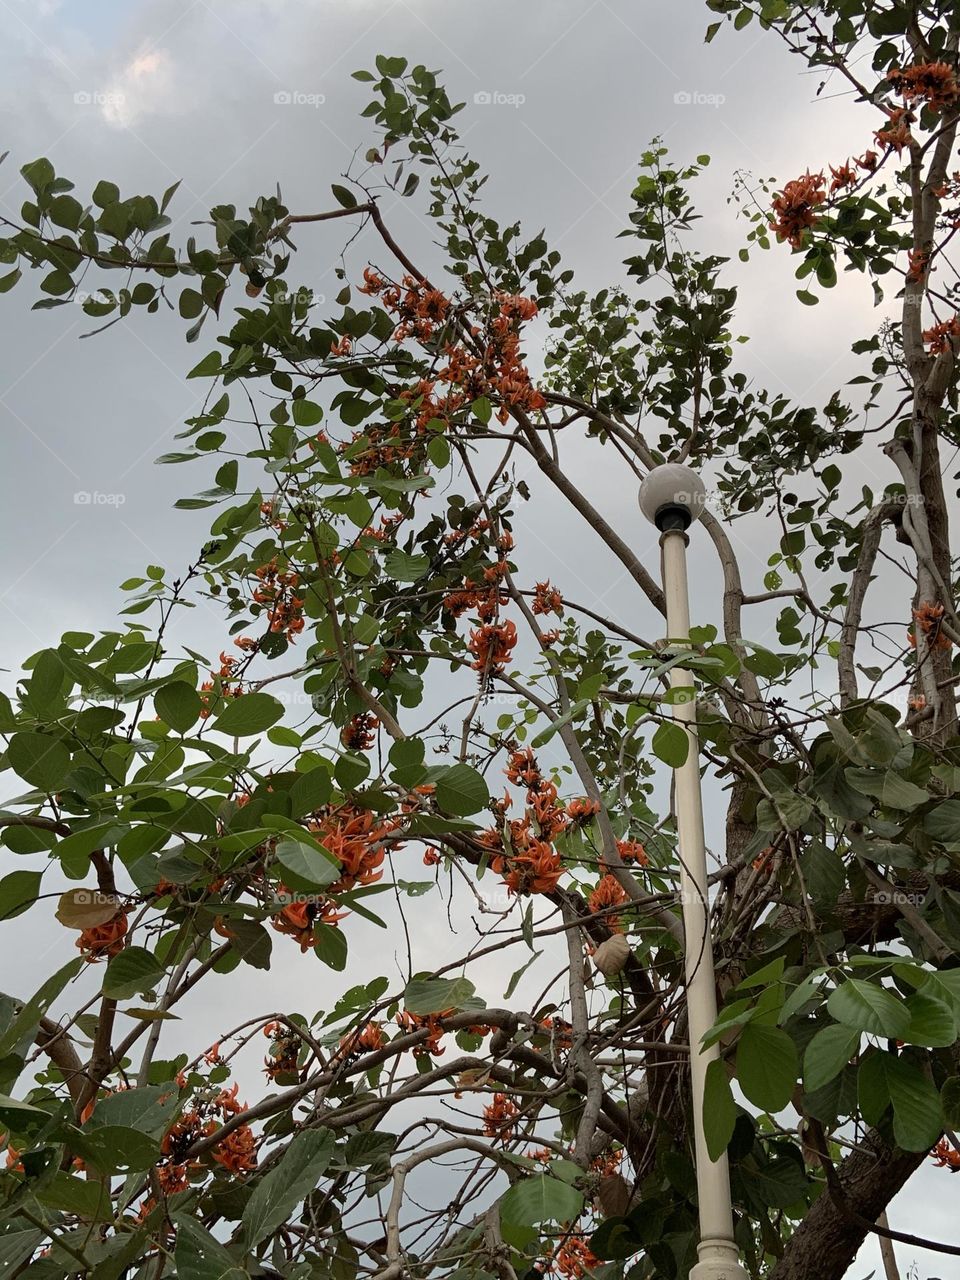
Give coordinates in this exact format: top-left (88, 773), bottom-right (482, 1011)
top-left (690, 1239), bottom-right (751, 1280)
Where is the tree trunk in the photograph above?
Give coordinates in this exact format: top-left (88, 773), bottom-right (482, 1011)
top-left (770, 1134), bottom-right (923, 1280)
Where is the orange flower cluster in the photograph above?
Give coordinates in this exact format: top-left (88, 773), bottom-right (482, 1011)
top-left (922, 315), bottom-right (960, 354)
top-left (909, 601), bottom-right (952, 651)
top-left (752, 847), bottom-right (774, 876)
top-left (271, 889), bottom-right (346, 952)
top-left (358, 270), bottom-right (544, 427)
top-left (614, 838), bottom-right (648, 867)
top-left (874, 105), bottom-right (915, 154)
top-left (829, 161), bottom-right (858, 193)
top-left (341, 712), bottom-right (380, 751)
top-left (77, 909), bottom-right (128, 962)
top-left (888, 62), bottom-right (959, 112)
top-left (485, 749), bottom-right (567, 897)
top-left (931, 1137), bottom-right (960, 1170)
top-left (252, 561), bottom-right (305, 641)
top-left (770, 171), bottom-right (826, 248)
top-left (259, 500), bottom-right (285, 532)
top-left (262, 1021), bottom-right (301, 1080)
top-left (538, 1016), bottom-right (574, 1049)
top-left (906, 247), bottom-right (930, 282)
top-left (148, 1084), bottom-right (256, 1214)
top-left (468, 618), bottom-right (518, 676)
top-left (483, 1092), bottom-right (520, 1141)
top-left (550, 1235), bottom-right (600, 1279)
top-left (567, 797), bottom-right (600, 825)
top-left (200, 651), bottom-right (244, 718)
top-left (336, 1020), bottom-right (386, 1061)
top-left (396, 1009), bottom-right (450, 1057)
top-left (587, 874), bottom-right (629, 933)
top-left (306, 805), bottom-right (403, 894)
top-left (532, 580), bottom-right (564, 617)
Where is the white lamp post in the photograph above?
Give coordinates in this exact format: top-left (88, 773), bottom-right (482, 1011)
top-left (638, 464), bottom-right (749, 1280)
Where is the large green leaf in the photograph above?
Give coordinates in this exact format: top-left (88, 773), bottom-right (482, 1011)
top-left (275, 837), bottom-right (340, 891)
top-left (826, 979), bottom-right (910, 1038)
top-left (101, 947), bottom-right (165, 999)
top-left (652, 721), bottom-right (689, 768)
top-left (6, 731), bottom-right (71, 791)
top-left (434, 764), bottom-right (489, 816)
top-left (500, 1172), bottom-right (583, 1229)
top-left (803, 1024), bottom-right (860, 1092)
top-left (242, 1130), bottom-right (336, 1247)
top-left (174, 1216), bottom-right (248, 1280)
top-left (736, 1023), bottom-right (797, 1113)
top-left (403, 976), bottom-right (477, 1014)
top-left (703, 1058), bottom-right (736, 1160)
top-left (211, 692), bottom-right (284, 736)
top-left (154, 681), bottom-right (201, 732)
top-left (902, 992), bottom-right (957, 1048)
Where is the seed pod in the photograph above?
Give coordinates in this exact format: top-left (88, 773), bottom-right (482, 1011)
top-left (592, 933), bottom-right (630, 977)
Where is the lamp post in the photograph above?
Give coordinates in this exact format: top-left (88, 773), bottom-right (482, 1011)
top-left (638, 464), bottom-right (749, 1280)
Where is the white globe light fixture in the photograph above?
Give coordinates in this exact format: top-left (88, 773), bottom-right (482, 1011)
top-left (638, 462), bottom-right (708, 531)
top-left (640, 465), bottom-right (748, 1280)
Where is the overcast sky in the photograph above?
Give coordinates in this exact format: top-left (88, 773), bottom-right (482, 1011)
top-left (1, 1), bottom-right (955, 1274)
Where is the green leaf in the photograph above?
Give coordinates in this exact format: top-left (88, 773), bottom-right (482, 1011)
top-left (924, 799), bottom-right (960, 843)
top-left (0, 959), bottom-right (84, 1057)
top-left (35, 1170), bottom-right (114, 1220)
top-left (435, 764), bottom-right (489, 816)
top-left (403, 976), bottom-right (476, 1015)
top-left (826, 979), bottom-right (910, 1038)
top-left (174, 1216), bottom-right (247, 1280)
top-left (703, 1058), bottom-right (736, 1160)
top-left (154, 682), bottom-right (201, 733)
top-left (102, 947), bottom-right (165, 999)
top-left (70, 1124), bottom-right (160, 1174)
top-left (0, 870), bottom-right (41, 921)
top-left (652, 721), bottom-right (689, 768)
top-left (6, 731), bottom-right (71, 791)
top-left (211, 692), bottom-right (284, 736)
top-left (796, 289), bottom-right (818, 306)
top-left (242, 1130), bottom-right (336, 1247)
top-left (902, 992), bottom-right (957, 1048)
top-left (736, 1023), bottom-right (797, 1113)
top-left (331, 184), bottom-right (358, 208)
top-left (885, 1054), bottom-right (943, 1151)
top-left (500, 1171), bottom-right (583, 1229)
top-left (275, 838), bottom-right (340, 891)
top-left (803, 1024), bottom-right (860, 1091)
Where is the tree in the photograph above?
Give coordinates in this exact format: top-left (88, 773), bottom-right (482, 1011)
top-left (1, 2), bottom-right (960, 1274)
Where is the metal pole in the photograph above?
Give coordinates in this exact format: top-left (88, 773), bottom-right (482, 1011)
top-left (661, 527), bottom-right (749, 1280)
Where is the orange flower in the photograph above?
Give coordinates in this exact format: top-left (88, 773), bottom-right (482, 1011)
top-left (588, 874), bottom-right (629, 933)
top-left (423, 847), bottom-right (442, 866)
top-left (341, 712), bottom-right (380, 751)
top-left (468, 619), bottom-right (518, 676)
top-left (566, 797), bottom-right (600, 825)
top-left (909, 601), bottom-right (951, 651)
top-left (552, 1234), bottom-right (600, 1279)
top-left (494, 839), bottom-right (564, 896)
top-left (770, 171), bottom-right (826, 248)
top-left (77, 909), bottom-right (128, 962)
top-left (532, 580), bottom-right (563, 617)
top-left (888, 62), bottom-right (959, 112)
top-left (396, 1009), bottom-right (449, 1057)
top-left (828, 160), bottom-right (857, 193)
top-left (483, 1092), bottom-right (520, 1141)
top-left (212, 1123), bottom-right (256, 1174)
top-left (874, 105), bottom-right (915, 154)
top-left (922, 316), bottom-right (960, 354)
top-left (336, 1020), bottom-right (386, 1061)
top-left (931, 1137), bottom-right (960, 1169)
top-left (615, 838), bottom-right (648, 867)
top-left (272, 890), bottom-right (346, 951)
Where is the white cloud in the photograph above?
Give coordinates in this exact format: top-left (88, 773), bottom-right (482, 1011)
top-left (99, 47), bottom-right (185, 127)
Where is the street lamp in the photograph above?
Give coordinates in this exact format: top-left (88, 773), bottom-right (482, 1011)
top-left (639, 464), bottom-right (749, 1280)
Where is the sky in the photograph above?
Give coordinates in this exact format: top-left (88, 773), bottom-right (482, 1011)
top-left (0, 1), bottom-right (956, 1274)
